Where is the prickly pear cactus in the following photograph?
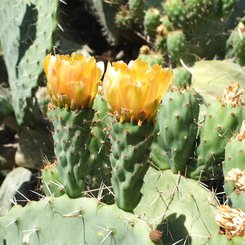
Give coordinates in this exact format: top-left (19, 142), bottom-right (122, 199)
top-left (144, 8), bottom-right (161, 36)
top-left (138, 45), bottom-right (165, 66)
top-left (128, 0), bottom-right (144, 19)
top-left (44, 53), bottom-right (104, 198)
top-left (0, 167), bottom-right (32, 216)
top-left (149, 133), bottom-right (171, 171)
top-left (86, 94), bottom-right (112, 194)
top-left (0, 195), bottom-right (157, 244)
top-left (0, 0), bottom-right (59, 125)
top-left (89, 0), bottom-right (119, 44)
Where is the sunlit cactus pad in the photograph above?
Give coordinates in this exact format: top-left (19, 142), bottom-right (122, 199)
top-left (135, 167), bottom-right (219, 244)
top-left (0, 195), bottom-right (156, 245)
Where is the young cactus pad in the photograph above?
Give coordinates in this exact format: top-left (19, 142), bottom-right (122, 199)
top-left (103, 59), bottom-right (173, 211)
top-left (190, 82), bottom-right (244, 180)
top-left (109, 119), bottom-right (155, 211)
top-left (157, 88), bottom-right (199, 175)
top-left (48, 107), bottom-right (94, 198)
top-left (44, 53), bottom-right (103, 198)
top-left (223, 120), bottom-right (245, 175)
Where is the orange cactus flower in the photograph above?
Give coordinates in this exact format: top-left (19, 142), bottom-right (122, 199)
top-left (103, 59), bottom-right (173, 124)
top-left (44, 53), bottom-right (104, 109)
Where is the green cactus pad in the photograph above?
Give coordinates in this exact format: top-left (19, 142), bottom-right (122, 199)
top-left (128, 0), bottom-right (144, 18)
top-left (0, 0), bottom-right (59, 125)
top-left (165, 0), bottom-right (234, 59)
top-left (190, 60), bottom-right (245, 109)
top-left (164, 0), bottom-right (187, 29)
top-left (209, 234), bottom-right (245, 245)
top-left (48, 107), bottom-right (94, 198)
top-left (109, 120), bottom-right (154, 211)
top-left (0, 195), bottom-right (157, 244)
top-left (90, 0), bottom-right (119, 45)
top-left (229, 190), bottom-right (245, 211)
top-left (115, 7), bottom-right (133, 30)
top-left (172, 67), bottom-right (192, 89)
top-left (166, 30), bottom-right (188, 65)
top-left (158, 89), bottom-right (199, 175)
top-left (0, 167), bottom-right (32, 216)
top-left (226, 21), bottom-right (245, 66)
top-left (223, 137), bottom-right (245, 175)
top-left (149, 139), bottom-right (171, 170)
top-left (191, 101), bottom-right (243, 180)
top-left (138, 52), bottom-right (165, 66)
top-left (135, 167), bottom-right (219, 245)
top-left (144, 8), bottom-right (161, 36)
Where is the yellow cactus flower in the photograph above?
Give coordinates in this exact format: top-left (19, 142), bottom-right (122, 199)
top-left (103, 59), bottom-right (173, 124)
top-left (44, 53), bottom-right (104, 109)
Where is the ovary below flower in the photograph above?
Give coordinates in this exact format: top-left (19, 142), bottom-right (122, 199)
top-left (103, 59), bottom-right (173, 123)
top-left (44, 53), bottom-right (104, 109)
